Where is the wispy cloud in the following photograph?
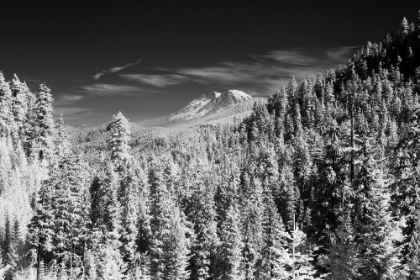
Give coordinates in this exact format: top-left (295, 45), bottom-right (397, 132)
top-left (53, 107), bottom-right (94, 119)
top-left (260, 49), bottom-right (318, 65)
top-left (82, 83), bottom-right (143, 96)
top-left (177, 65), bottom-right (252, 84)
top-left (21, 76), bottom-right (44, 84)
top-left (84, 46), bottom-right (357, 99)
top-left (120, 74), bottom-right (187, 87)
top-left (54, 94), bottom-right (85, 106)
top-left (151, 46), bottom-right (359, 95)
top-left (93, 59), bottom-right (142, 80)
top-left (325, 46), bottom-right (358, 61)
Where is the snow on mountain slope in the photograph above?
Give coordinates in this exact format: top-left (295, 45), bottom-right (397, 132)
top-left (169, 91), bottom-right (221, 121)
top-left (168, 90), bottom-right (252, 122)
top-left (228, 90), bottom-right (253, 100)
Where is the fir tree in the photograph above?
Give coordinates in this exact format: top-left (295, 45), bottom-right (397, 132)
top-left (136, 167), bottom-right (151, 258)
top-left (327, 211), bottom-right (360, 280)
top-left (32, 83), bottom-right (54, 162)
top-left (108, 111), bottom-right (131, 174)
top-left (119, 164), bottom-right (139, 270)
top-left (2, 215), bottom-right (12, 265)
top-left (399, 17), bottom-right (410, 39)
top-left (53, 114), bottom-right (69, 161)
top-left (189, 176), bottom-right (219, 280)
top-left (28, 175), bottom-right (56, 280)
top-left (149, 166), bottom-right (191, 280)
top-left (258, 183), bottom-right (286, 279)
top-left (0, 72), bottom-right (13, 137)
top-left (162, 206), bottom-right (191, 280)
top-left (217, 204), bottom-right (243, 280)
top-left (272, 216), bottom-right (320, 280)
top-left (89, 164), bottom-right (125, 279)
top-left (101, 164), bottom-right (122, 245)
top-left (55, 154), bottom-right (88, 269)
top-left (240, 175), bottom-right (263, 280)
top-left (9, 74), bottom-right (26, 139)
top-left (354, 140), bottom-right (403, 279)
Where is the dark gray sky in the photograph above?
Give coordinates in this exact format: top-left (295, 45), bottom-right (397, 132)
top-left (1, 0), bottom-right (419, 125)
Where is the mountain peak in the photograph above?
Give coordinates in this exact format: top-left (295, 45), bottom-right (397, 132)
top-left (200, 91), bottom-right (221, 100)
top-left (168, 90), bottom-right (252, 122)
top-left (221, 89), bottom-right (252, 102)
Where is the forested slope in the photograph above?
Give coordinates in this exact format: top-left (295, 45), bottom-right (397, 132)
top-left (1, 13), bottom-right (420, 280)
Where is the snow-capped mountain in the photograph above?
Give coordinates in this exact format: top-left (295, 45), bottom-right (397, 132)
top-left (168, 90), bottom-right (252, 122)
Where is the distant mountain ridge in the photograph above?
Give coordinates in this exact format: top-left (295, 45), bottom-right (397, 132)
top-left (168, 89), bottom-right (252, 122)
top-left (65, 90), bottom-right (253, 132)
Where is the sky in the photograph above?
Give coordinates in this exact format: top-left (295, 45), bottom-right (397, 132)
top-left (0, 0), bottom-right (419, 126)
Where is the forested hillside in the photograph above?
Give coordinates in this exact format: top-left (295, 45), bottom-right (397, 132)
top-left (1, 14), bottom-right (420, 280)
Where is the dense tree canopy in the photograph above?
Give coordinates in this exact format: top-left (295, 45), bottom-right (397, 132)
top-left (1, 13), bottom-right (420, 280)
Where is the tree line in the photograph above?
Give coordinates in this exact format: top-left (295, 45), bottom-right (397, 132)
top-left (1, 13), bottom-right (420, 280)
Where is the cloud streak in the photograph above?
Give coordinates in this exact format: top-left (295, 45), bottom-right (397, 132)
top-left (325, 46), bottom-right (358, 61)
top-left (120, 74), bottom-right (188, 87)
top-left (83, 46), bottom-right (359, 99)
top-left (54, 94), bottom-right (85, 106)
top-left (59, 46), bottom-right (359, 122)
top-left (53, 107), bottom-right (95, 119)
top-left (152, 46), bottom-right (360, 95)
top-left (82, 83), bottom-right (143, 96)
top-left (177, 65), bottom-right (252, 84)
top-left (93, 59), bottom-right (142, 80)
top-left (260, 49), bottom-right (318, 65)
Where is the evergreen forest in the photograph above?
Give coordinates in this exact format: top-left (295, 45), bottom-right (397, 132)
top-left (1, 14), bottom-right (420, 280)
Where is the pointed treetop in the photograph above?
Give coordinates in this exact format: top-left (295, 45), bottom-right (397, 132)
top-left (400, 17), bottom-right (409, 36)
top-left (11, 73), bottom-right (20, 84)
top-left (39, 83), bottom-right (51, 93)
top-left (112, 111), bottom-right (130, 131)
top-left (56, 114), bottom-right (68, 137)
top-left (21, 81), bottom-right (30, 93)
top-left (417, 10), bottom-right (420, 29)
top-left (109, 111), bottom-right (131, 170)
top-left (0, 71), bottom-right (4, 81)
top-left (114, 111), bottom-right (128, 121)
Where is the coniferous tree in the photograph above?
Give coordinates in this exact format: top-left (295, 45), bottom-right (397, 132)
top-left (9, 74), bottom-right (26, 140)
top-left (272, 222), bottom-right (320, 280)
top-left (28, 175), bottom-right (56, 280)
top-left (3, 14), bottom-right (420, 279)
top-left (4, 245), bottom-right (18, 280)
top-left (89, 175), bottom-right (107, 234)
top-left (258, 183), bottom-right (287, 279)
top-left (149, 166), bottom-right (191, 280)
top-left (327, 211), bottom-right (360, 280)
top-left (119, 164), bottom-right (139, 270)
top-left (108, 111), bottom-right (140, 272)
top-left (135, 166), bottom-right (151, 263)
top-left (217, 204), bottom-right (243, 280)
top-left (189, 175), bottom-right (219, 280)
top-left (51, 154), bottom-right (88, 271)
top-left (405, 209), bottom-right (420, 279)
top-left (354, 140), bottom-right (403, 279)
top-left (2, 215), bottom-right (12, 266)
top-left (108, 111), bottom-right (131, 174)
top-left (240, 175), bottom-right (263, 280)
top-left (53, 114), bottom-right (69, 161)
top-left (31, 83), bottom-right (54, 162)
top-left (162, 206), bottom-right (191, 280)
top-left (89, 164), bottom-right (125, 279)
top-left (0, 72), bottom-right (13, 137)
